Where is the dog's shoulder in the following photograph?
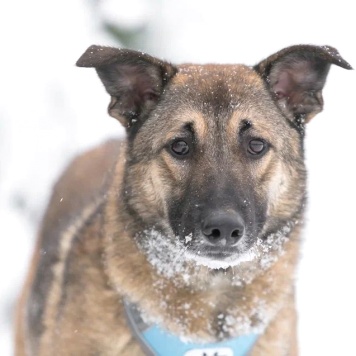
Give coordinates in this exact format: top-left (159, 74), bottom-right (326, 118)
top-left (16, 138), bottom-right (126, 354)
top-left (43, 138), bottom-right (123, 231)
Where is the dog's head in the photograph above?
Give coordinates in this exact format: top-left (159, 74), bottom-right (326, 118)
top-left (77, 45), bottom-right (351, 270)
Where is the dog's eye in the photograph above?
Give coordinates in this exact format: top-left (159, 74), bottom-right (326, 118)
top-left (247, 139), bottom-right (267, 156)
top-left (170, 140), bottom-right (190, 157)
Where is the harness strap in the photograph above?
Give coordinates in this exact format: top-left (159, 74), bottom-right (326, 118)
top-left (123, 300), bottom-right (258, 356)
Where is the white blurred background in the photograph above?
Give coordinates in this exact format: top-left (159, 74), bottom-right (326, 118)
top-left (0, 1), bottom-right (355, 355)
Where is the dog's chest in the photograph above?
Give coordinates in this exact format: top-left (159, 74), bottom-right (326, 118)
top-left (124, 300), bottom-right (259, 356)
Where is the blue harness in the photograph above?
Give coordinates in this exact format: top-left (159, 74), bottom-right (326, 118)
top-left (124, 301), bottom-right (258, 356)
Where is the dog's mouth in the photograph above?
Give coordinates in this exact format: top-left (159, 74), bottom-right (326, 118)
top-left (184, 247), bottom-right (257, 269)
top-left (182, 235), bottom-right (256, 269)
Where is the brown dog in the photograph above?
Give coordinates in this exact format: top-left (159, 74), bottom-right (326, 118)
top-left (15, 45), bottom-right (352, 356)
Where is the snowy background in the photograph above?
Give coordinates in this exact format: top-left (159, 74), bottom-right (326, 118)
top-left (0, 0), bottom-right (355, 355)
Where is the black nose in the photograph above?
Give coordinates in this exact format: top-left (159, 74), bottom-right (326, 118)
top-left (202, 210), bottom-right (245, 246)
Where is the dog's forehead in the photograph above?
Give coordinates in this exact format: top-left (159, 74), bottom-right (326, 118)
top-left (176, 63), bottom-right (262, 84)
top-left (173, 63), bottom-right (266, 100)
top-left (152, 63), bottom-right (289, 133)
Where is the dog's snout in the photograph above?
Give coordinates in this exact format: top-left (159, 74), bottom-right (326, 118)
top-left (202, 211), bottom-right (244, 246)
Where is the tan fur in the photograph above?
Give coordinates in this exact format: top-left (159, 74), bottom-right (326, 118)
top-left (15, 45), bottom-right (351, 356)
top-left (16, 139), bottom-right (301, 355)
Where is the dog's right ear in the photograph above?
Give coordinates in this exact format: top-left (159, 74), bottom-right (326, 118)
top-left (76, 45), bottom-right (178, 129)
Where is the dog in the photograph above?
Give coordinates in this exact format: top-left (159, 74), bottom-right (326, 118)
top-left (15, 44), bottom-right (352, 356)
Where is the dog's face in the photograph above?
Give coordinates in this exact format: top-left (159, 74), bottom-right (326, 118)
top-left (125, 65), bottom-right (306, 267)
top-left (77, 45), bottom-right (351, 270)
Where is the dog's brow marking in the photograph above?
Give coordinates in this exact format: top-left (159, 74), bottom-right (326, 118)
top-left (192, 114), bottom-right (207, 141)
top-left (165, 122), bottom-right (193, 144)
top-left (226, 111), bottom-right (248, 140)
top-left (237, 120), bottom-right (253, 138)
top-left (165, 113), bottom-right (207, 143)
top-left (182, 116), bottom-right (207, 142)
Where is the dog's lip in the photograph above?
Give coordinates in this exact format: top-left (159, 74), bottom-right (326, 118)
top-left (184, 247), bottom-right (256, 269)
top-left (199, 250), bottom-right (238, 259)
top-left (190, 246), bottom-right (241, 260)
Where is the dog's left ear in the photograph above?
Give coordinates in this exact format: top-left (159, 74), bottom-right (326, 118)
top-left (254, 45), bottom-right (352, 123)
top-left (76, 45), bottom-right (178, 129)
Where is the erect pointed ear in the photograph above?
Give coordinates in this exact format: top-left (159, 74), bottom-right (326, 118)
top-left (254, 45), bottom-right (352, 124)
top-left (76, 45), bottom-right (178, 129)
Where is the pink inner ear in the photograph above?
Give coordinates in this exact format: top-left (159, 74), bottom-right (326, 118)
top-left (273, 71), bottom-right (293, 99)
top-left (116, 64), bottom-right (160, 110)
top-left (272, 61), bottom-right (318, 101)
